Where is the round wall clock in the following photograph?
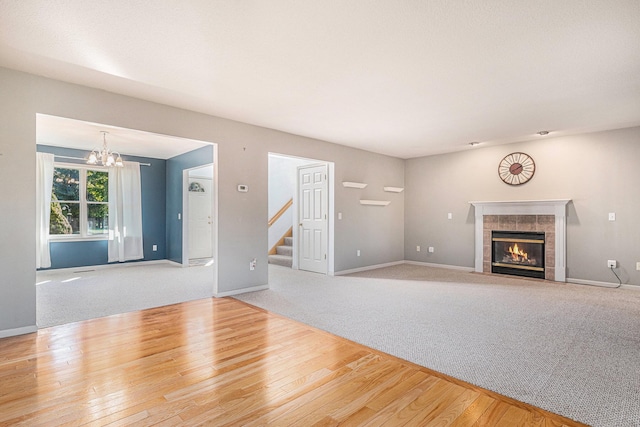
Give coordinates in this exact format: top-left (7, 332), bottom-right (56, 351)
top-left (498, 152), bottom-right (535, 185)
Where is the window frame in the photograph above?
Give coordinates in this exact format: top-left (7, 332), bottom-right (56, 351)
top-left (49, 162), bottom-right (110, 242)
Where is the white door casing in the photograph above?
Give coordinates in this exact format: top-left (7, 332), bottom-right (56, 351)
top-left (188, 177), bottom-right (213, 259)
top-left (298, 164), bottom-right (328, 274)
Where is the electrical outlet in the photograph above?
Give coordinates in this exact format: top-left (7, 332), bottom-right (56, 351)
top-left (636, 262), bottom-right (640, 271)
top-left (250, 258), bottom-right (257, 271)
top-left (416, 246), bottom-right (420, 252)
top-left (152, 244), bottom-right (157, 251)
top-left (357, 250), bottom-right (361, 256)
top-left (447, 213), bottom-right (452, 220)
top-left (428, 247), bottom-right (434, 253)
top-left (607, 260), bottom-right (617, 268)
top-left (608, 212), bottom-right (616, 221)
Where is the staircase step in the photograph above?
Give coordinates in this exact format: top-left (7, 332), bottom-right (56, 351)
top-left (268, 254), bottom-right (292, 268)
top-left (276, 245), bottom-right (292, 256)
top-left (284, 236), bottom-right (293, 246)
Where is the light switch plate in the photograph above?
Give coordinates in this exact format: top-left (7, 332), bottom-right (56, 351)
top-left (608, 212), bottom-right (616, 221)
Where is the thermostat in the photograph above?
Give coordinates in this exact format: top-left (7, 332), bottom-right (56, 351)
top-left (237, 184), bottom-right (248, 192)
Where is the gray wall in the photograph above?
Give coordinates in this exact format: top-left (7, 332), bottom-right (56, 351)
top-left (405, 126), bottom-right (640, 286)
top-left (0, 67), bottom-right (405, 335)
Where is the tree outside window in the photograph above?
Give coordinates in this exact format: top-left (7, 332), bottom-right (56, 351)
top-left (86, 170), bottom-right (108, 235)
top-left (50, 166), bottom-right (109, 237)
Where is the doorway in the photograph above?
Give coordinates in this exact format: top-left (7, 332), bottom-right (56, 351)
top-left (267, 153), bottom-right (334, 275)
top-left (298, 163), bottom-right (328, 274)
top-left (35, 114), bottom-right (219, 327)
top-left (184, 164), bottom-right (214, 265)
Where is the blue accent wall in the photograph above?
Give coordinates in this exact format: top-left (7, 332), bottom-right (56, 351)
top-left (37, 145), bottom-right (167, 269)
top-left (166, 145), bottom-right (214, 263)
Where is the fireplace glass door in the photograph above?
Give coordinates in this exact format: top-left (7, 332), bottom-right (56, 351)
top-left (491, 231), bottom-right (545, 279)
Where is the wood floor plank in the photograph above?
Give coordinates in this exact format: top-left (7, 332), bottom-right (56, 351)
top-left (449, 394), bottom-right (497, 427)
top-left (0, 297), bottom-right (587, 427)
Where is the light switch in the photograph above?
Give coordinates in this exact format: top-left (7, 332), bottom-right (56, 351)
top-left (447, 213), bottom-right (452, 220)
top-left (608, 212), bottom-right (615, 221)
top-left (338, 212), bottom-right (342, 220)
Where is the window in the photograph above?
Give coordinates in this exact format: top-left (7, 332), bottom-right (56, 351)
top-left (50, 165), bottom-right (109, 239)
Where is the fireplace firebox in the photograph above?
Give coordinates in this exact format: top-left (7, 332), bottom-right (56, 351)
top-left (491, 231), bottom-right (545, 279)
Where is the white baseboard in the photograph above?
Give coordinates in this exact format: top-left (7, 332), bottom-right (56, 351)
top-left (215, 284), bottom-right (269, 297)
top-left (568, 277), bottom-right (640, 290)
top-left (0, 325), bottom-right (37, 339)
top-left (404, 260), bottom-right (475, 272)
top-left (334, 261), bottom-right (405, 276)
top-left (335, 260), bottom-right (475, 276)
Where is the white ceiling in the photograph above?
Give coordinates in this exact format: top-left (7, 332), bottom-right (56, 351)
top-left (36, 114), bottom-right (209, 160)
top-left (2, 1), bottom-right (639, 159)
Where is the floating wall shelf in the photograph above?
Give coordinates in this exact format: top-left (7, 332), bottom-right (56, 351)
top-left (342, 181), bottom-right (367, 189)
top-left (360, 200), bottom-right (391, 206)
top-left (383, 186), bottom-right (404, 193)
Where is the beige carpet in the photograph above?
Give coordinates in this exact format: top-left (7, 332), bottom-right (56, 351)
top-left (235, 263), bottom-right (640, 427)
top-left (36, 261), bottom-right (214, 328)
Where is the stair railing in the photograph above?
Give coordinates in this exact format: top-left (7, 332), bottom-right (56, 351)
top-left (268, 198), bottom-right (293, 227)
top-left (268, 198), bottom-right (294, 255)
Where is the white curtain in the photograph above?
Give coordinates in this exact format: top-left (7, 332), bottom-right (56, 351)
top-left (36, 152), bottom-right (55, 268)
top-left (108, 161), bottom-right (144, 262)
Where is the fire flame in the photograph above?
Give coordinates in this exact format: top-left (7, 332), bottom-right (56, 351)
top-left (508, 243), bottom-right (528, 261)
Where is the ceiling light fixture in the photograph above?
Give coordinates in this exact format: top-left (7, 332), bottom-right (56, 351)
top-left (537, 130), bottom-right (550, 136)
top-left (87, 131), bottom-right (123, 167)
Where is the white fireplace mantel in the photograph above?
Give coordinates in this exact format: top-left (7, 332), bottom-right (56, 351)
top-left (469, 199), bottom-right (571, 282)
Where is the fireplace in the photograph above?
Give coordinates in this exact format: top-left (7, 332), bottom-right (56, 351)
top-left (470, 200), bottom-right (570, 282)
top-left (491, 231), bottom-right (545, 279)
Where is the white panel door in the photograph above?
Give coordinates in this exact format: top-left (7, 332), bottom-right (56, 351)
top-left (188, 178), bottom-right (213, 259)
top-left (298, 164), bottom-right (328, 274)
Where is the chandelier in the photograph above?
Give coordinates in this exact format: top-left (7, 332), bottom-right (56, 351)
top-left (87, 131), bottom-right (123, 167)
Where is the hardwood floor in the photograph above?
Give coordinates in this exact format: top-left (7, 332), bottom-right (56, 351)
top-left (0, 298), bottom-right (585, 426)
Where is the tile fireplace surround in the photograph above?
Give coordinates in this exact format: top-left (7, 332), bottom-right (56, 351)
top-left (470, 200), bottom-right (571, 282)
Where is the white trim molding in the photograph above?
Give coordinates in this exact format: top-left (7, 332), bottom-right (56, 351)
top-left (214, 284), bottom-right (269, 297)
top-left (334, 260), bottom-right (405, 276)
top-left (567, 278), bottom-right (640, 291)
top-left (469, 199), bottom-right (571, 282)
top-left (0, 325), bottom-right (37, 338)
top-left (404, 260), bottom-right (475, 272)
